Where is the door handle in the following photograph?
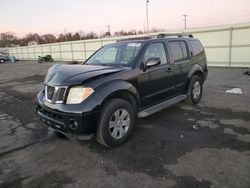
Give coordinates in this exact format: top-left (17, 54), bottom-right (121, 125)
top-left (167, 67), bottom-right (172, 73)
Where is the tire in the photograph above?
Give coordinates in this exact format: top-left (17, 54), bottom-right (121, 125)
top-left (0, 59), bottom-right (4, 63)
top-left (186, 75), bottom-right (203, 104)
top-left (38, 58), bottom-right (43, 63)
top-left (96, 98), bottom-right (136, 147)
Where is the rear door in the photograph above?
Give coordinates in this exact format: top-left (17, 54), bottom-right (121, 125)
top-left (166, 40), bottom-right (190, 92)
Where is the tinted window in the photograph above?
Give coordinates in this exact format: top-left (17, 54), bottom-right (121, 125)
top-left (190, 40), bottom-right (203, 56)
top-left (168, 41), bottom-right (184, 63)
top-left (144, 43), bottom-right (167, 64)
top-left (180, 41), bottom-right (188, 59)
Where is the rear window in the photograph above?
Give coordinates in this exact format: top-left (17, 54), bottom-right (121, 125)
top-left (190, 40), bottom-right (203, 56)
top-left (168, 41), bottom-right (188, 63)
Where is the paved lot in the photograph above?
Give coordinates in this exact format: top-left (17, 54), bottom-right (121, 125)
top-left (0, 61), bottom-right (250, 188)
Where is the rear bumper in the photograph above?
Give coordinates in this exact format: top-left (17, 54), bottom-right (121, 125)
top-left (35, 90), bottom-right (101, 138)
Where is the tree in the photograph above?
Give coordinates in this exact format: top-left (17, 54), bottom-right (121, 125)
top-left (73, 32), bottom-right (81, 40)
top-left (57, 34), bottom-right (66, 42)
top-left (0, 32), bottom-right (16, 47)
top-left (114, 30), bottom-right (128, 36)
top-left (24, 33), bottom-right (43, 44)
top-left (128, 30), bottom-right (137, 35)
top-left (138, 30), bottom-right (144, 34)
top-left (84, 32), bottom-right (98, 39)
top-left (65, 33), bottom-right (73, 41)
top-left (41, 34), bottom-right (57, 44)
top-left (0, 28), bottom-right (151, 47)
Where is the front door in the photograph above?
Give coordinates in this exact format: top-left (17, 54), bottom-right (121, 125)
top-left (137, 42), bottom-right (181, 108)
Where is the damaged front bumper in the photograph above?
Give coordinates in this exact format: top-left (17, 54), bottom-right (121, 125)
top-left (35, 90), bottom-right (100, 141)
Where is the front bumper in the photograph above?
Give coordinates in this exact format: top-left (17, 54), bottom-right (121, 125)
top-left (35, 90), bottom-right (102, 138)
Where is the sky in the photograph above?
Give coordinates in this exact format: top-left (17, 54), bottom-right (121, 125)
top-left (1, 0), bottom-right (250, 37)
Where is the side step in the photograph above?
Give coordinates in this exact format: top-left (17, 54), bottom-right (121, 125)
top-left (138, 94), bottom-right (187, 118)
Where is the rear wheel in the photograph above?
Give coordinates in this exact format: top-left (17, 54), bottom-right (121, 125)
top-left (186, 75), bottom-right (203, 104)
top-left (38, 58), bottom-right (43, 63)
top-left (0, 59), bottom-right (4, 63)
top-left (96, 98), bottom-right (136, 147)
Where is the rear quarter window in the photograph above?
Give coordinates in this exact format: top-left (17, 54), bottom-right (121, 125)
top-left (190, 40), bottom-right (204, 56)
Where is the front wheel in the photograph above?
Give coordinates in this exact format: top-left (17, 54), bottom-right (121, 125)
top-left (96, 98), bottom-right (136, 147)
top-left (186, 75), bottom-right (203, 104)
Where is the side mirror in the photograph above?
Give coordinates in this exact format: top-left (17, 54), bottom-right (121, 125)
top-left (145, 57), bottom-right (161, 68)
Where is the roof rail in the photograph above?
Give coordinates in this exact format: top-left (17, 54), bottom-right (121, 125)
top-left (157, 33), bottom-right (193, 38)
top-left (116, 36), bottom-right (152, 42)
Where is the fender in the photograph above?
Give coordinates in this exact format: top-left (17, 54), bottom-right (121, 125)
top-left (95, 80), bottom-right (141, 108)
top-left (185, 64), bottom-right (204, 90)
top-left (187, 64), bottom-right (204, 79)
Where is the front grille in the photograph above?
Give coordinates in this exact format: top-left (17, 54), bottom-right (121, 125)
top-left (45, 86), bottom-right (67, 103)
top-left (57, 88), bottom-right (66, 101)
top-left (47, 86), bottom-right (55, 100)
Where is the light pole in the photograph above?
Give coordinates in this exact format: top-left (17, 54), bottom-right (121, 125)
top-left (106, 25), bottom-right (111, 35)
top-left (183, 14), bottom-right (188, 30)
top-left (146, 0), bottom-right (149, 34)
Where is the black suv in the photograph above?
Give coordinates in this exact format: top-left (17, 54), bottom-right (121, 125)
top-left (36, 33), bottom-right (208, 147)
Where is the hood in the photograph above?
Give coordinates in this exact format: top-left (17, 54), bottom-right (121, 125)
top-left (45, 64), bottom-right (125, 86)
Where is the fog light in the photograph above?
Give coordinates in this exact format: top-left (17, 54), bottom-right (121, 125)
top-left (68, 119), bottom-right (78, 130)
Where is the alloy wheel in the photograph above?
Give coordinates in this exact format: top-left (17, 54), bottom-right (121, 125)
top-left (193, 81), bottom-right (201, 100)
top-left (109, 108), bottom-right (130, 139)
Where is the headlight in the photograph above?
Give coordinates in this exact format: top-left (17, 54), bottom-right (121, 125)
top-left (66, 86), bottom-right (94, 104)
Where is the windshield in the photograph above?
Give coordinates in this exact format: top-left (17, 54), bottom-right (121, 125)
top-left (85, 42), bottom-right (143, 66)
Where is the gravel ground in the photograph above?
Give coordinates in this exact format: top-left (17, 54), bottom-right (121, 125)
top-left (0, 61), bottom-right (250, 188)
